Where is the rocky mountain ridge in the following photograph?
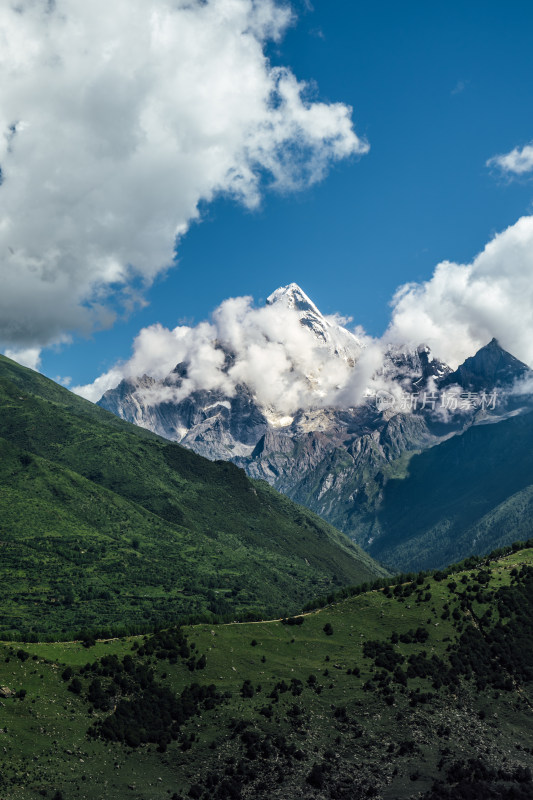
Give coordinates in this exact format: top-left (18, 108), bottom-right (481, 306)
top-left (98, 284), bottom-right (533, 562)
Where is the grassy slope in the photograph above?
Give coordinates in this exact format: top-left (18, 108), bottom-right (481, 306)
top-left (1, 546), bottom-right (532, 799)
top-left (0, 355), bottom-right (385, 638)
top-left (369, 411), bottom-right (533, 571)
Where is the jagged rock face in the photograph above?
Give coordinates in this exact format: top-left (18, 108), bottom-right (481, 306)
top-left (234, 407), bottom-right (437, 547)
top-left (383, 344), bottom-right (452, 390)
top-left (99, 381), bottom-right (269, 460)
top-left (97, 284), bottom-right (533, 554)
top-left (180, 388), bottom-right (269, 460)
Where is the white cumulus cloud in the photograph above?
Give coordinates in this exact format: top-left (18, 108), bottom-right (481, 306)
top-left (3, 346), bottom-right (43, 371)
top-left (487, 142), bottom-right (533, 176)
top-left (0, 0), bottom-right (367, 357)
top-left (386, 215), bottom-right (533, 367)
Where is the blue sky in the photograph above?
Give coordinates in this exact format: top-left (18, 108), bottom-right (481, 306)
top-left (2, 0), bottom-right (533, 390)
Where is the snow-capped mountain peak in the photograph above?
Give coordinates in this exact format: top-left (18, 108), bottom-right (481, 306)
top-left (267, 282), bottom-right (364, 363)
top-left (266, 282), bottom-right (322, 316)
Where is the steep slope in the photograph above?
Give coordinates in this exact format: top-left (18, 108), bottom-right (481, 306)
top-left (368, 410), bottom-right (533, 571)
top-left (0, 354), bottom-right (387, 639)
top-left (2, 545), bottom-right (533, 799)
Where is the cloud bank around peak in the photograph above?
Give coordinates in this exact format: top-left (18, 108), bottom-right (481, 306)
top-left (0, 0), bottom-right (367, 355)
top-left (74, 293), bottom-right (370, 412)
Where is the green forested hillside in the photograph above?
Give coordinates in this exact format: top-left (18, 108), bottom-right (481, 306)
top-left (367, 411), bottom-right (533, 571)
top-left (0, 355), bottom-right (385, 639)
top-left (1, 544), bottom-right (533, 799)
